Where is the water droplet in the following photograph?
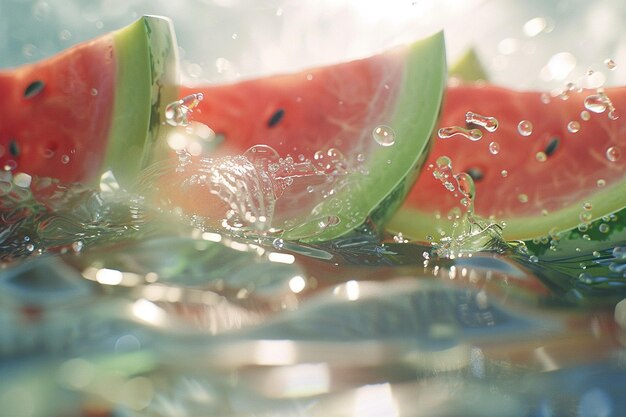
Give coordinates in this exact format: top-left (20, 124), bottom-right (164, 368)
top-left (567, 121), bottom-right (580, 133)
top-left (72, 240), bottom-right (84, 252)
top-left (13, 172), bottom-right (32, 188)
top-left (599, 223), bottom-right (610, 233)
top-left (578, 223), bottom-right (589, 232)
top-left (165, 93), bottom-right (204, 127)
top-left (535, 152), bottom-right (547, 162)
top-left (306, 185), bottom-right (314, 193)
top-left (61, 155), bottom-right (70, 164)
top-left (606, 146), bottom-right (621, 162)
top-left (356, 153), bottom-right (365, 163)
top-left (605, 58), bottom-right (616, 70)
top-left (580, 110), bottom-right (591, 121)
top-left (584, 95), bottom-right (608, 113)
top-left (501, 169), bottom-right (508, 178)
top-left (583, 202), bottom-right (593, 211)
top-left (438, 126), bottom-right (482, 141)
top-left (517, 120), bottom-right (533, 136)
top-left (4, 160), bottom-right (17, 171)
top-left (488, 141), bottom-right (500, 155)
top-left (597, 178), bottom-right (606, 187)
top-left (372, 125), bottom-right (395, 146)
top-left (540, 93), bottom-right (550, 104)
top-left (579, 211), bottom-right (593, 222)
top-left (272, 238), bottom-right (284, 249)
top-left (608, 109), bottom-right (619, 120)
top-left (465, 112), bottom-right (499, 132)
top-left (529, 255), bottom-right (539, 263)
top-left (518, 194), bottom-right (529, 203)
top-left (90, 88), bottom-right (98, 96)
top-left (306, 73), bottom-right (313, 81)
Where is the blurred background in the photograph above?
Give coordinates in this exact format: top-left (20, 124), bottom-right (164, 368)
top-left (1, 0), bottom-right (625, 89)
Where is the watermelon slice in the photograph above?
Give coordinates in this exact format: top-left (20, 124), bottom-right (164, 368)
top-left (166, 32), bottom-right (446, 242)
top-left (387, 84), bottom-right (626, 244)
top-left (0, 15), bottom-right (179, 188)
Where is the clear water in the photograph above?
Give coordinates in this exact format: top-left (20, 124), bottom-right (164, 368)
top-left (2, 1), bottom-right (626, 417)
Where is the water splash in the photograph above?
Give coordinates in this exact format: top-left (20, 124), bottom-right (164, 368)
top-left (430, 156), bottom-right (508, 258)
top-left (165, 93), bottom-right (204, 127)
top-left (143, 146), bottom-right (328, 235)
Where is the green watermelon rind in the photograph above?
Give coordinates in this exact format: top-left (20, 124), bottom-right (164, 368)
top-left (102, 15), bottom-right (179, 188)
top-left (283, 31), bottom-right (446, 242)
top-left (391, 175), bottom-right (626, 248)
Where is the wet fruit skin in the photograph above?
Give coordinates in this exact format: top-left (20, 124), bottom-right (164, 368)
top-left (391, 84), bottom-right (626, 241)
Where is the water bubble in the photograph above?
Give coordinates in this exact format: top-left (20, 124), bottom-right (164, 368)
top-left (272, 238), bottom-right (285, 249)
top-left (567, 121), bottom-right (580, 133)
top-left (613, 246), bottom-right (626, 259)
top-left (318, 215), bottom-right (340, 229)
top-left (605, 58), bottom-right (616, 70)
top-left (307, 185), bottom-right (314, 193)
top-left (518, 194), bottom-right (529, 203)
top-left (535, 152), bottom-right (547, 162)
top-left (578, 223), bottom-right (589, 232)
top-left (465, 112), bottom-right (499, 132)
top-left (606, 146), bottom-right (621, 162)
top-left (438, 126), bottom-right (483, 141)
top-left (165, 93), bottom-right (204, 127)
top-left (500, 169), bottom-right (508, 178)
top-left (608, 109), bottom-right (619, 120)
top-left (61, 155), bottom-right (70, 164)
top-left (579, 211), bottom-right (593, 222)
top-left (486, 141), bottom-right (500, 155)
top-left (597, 178), bottom-right (606, 187)
top-left (436, 156), bottom-right (452, 169)
top-left (372, 125), bottom-right (395, 146)
top-left (517, 120), bottom-right (533, 136)
top-left (599, 223), bottom-right (610, 233)
top-left (580, 110), bottom-right (590, 121)
top-left (90, 88), bottom-right (98, 96)
top-left (356, 153), bottom-right (365, 163)
top-left (582, 202), bottom-right (593, 211)
top-left (58, 29), bottom-right (72, 41)
top-left (584, 95), bottom-right (608, 113)
top-left (32, 1), bottom-right (51, 21)
top-left (540, 93), bottom-right (550, 104)
top-left (529, 255), bottom-right (539, 263)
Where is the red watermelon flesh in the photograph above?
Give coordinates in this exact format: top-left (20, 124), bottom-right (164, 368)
top-left (0, 16), bottom-right (179, 189)
top-left (162, 33), bottom-right (445, 242)
top-left (390, 84), bottom-right (626, 241)
top-left (0, 39), bottom-right (115, 183)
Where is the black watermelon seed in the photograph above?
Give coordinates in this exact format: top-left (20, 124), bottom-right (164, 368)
top-left (466, 167), bottom-right (484, 181)
top-left (9, 140), bottom-right (20, 157)
top-left (24, 80), bottom-right (45, 99)
top-left (267, 108), bottom-right (285, 128)
top-left (544, 137), bottom-right (560, 157)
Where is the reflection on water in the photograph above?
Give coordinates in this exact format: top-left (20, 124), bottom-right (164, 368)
top-left (1, 195), bottom-right (626, 416)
